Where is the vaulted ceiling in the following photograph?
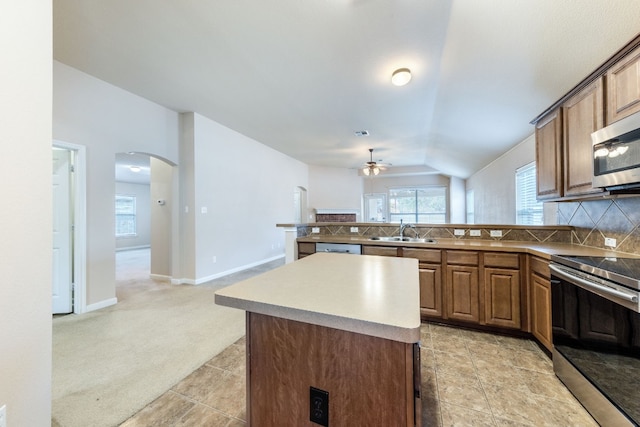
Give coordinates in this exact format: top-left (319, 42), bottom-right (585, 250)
top-left (54, 0), bottom-right (640, 178)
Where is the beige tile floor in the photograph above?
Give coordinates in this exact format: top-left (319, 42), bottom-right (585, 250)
top-left (120, 323), bottom-right (597, 427)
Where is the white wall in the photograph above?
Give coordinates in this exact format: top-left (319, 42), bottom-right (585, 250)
top-left (449, 176), bottom-right (466, 223)
top-left (0, 1), bottom-right (52, 425)
top-left (466, 134), bottom-right (536, 224)
top-left (150, 158), bottom-right (174, 277)
top-left (53, 61), bottom-right (180, 307)
top-left (187, 113), bottom-right (309, 282)
top-left (308, 165), bottom-right (363, 215)
top-left (115, 182), bottom-right (151, 250)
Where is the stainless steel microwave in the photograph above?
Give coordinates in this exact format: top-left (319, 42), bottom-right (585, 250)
top-left (592, 110), bottom-right (640, 190)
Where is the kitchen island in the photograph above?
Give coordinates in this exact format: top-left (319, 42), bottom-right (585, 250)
top-left (215, 252), bottom-right (422, 427)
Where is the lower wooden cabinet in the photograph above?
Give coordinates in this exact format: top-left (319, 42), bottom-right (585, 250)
top-left (446, 264), bottom-right (480, 323)
top-left (402, 248), bottom-right (443, 318)
top-left (530, 257), bottom-right (552, 352)
top-left (484, 267), bottom-right (521, 329)
top-left (418, 264), bottom-right (442, 318)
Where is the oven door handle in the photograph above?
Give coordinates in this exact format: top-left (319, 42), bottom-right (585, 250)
top-left (550, 264), bottom-right (639, 304)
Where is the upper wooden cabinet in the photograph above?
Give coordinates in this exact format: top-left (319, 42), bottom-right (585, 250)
top-left (562, 77), bottom-right (604, 197)
top-left (533, 34), bottom-right (640, 201)
top-left (535, 109), bottom-right (563, 200)
top-left (607, 44), bottom-right (640, 124)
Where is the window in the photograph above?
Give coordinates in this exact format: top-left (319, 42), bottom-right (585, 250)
top-left (388, 187), bottom-right (447, 223)
top-left (515, 162), bottom-right (543, 225)
top-left (115, 195), bottom-right (137, 237)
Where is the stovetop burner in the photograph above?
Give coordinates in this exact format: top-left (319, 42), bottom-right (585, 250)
top-left (551, 255), bottom-right (640, 291)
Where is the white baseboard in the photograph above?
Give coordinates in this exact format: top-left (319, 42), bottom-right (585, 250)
top-left (116, 245), bottom-right (151, 252)
top-left (86, 297), bottom-right (118, 312)
top-left (194, 254), bottom-right (284, 285)
top-left (170, 255), bottom-right (284, 285)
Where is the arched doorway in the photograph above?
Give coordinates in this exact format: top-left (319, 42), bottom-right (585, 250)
top-left (115, 152), bottom-right (176, 298)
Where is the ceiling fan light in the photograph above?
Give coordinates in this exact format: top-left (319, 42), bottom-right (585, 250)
top-left (363, 167), bottom-right (370, 176)
top-left (391, 68), bottom-right (411, 86)
top-left (373, 167), bottom-right (380, 175)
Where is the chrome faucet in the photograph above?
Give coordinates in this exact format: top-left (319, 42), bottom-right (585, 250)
top-left (399, 219), bottom-right (417, 239)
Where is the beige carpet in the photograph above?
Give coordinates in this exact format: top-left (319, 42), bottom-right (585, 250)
top-left (52, 249), bottom-right (283, 427)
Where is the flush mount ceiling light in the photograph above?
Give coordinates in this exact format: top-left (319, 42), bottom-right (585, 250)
top-left (129, 165), bottom-right (141, 172)
top-left (391, 68), bottom-right (411, 86)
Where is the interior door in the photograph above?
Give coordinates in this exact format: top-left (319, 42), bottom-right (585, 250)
top-left (52, 148), bottom-right (73, 314)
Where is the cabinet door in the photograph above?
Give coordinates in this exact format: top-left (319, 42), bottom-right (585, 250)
top-left (445, 265), bottom-right (479, 323)
top-left (362, 245), bottom-right (398, 257)
top-left (607, 44), bottom-right (640, 124)
top-left (419, 263), bottom-right (442, 318)
top-left (535, 109), bottom-right (563, 200)
top-left (297, 242), bottom-right (316, 259)
top-left (531, 273), bottom-right (552, 352)
top-left (484, 268), bottom-right (521, 329)
top-left (563, 77), bottom-right (604, 197)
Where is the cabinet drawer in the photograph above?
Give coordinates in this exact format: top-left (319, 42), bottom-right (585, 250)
top-left (530, 256), bottom-right (549, 277)
top-left (298, 242), bottom-right (316, 254)
top-left (446, 250), bottom-right (479, 265)
top-left (403, 248), bottom-right (441, 263)
top-left (484, 252), bottom-right (519, 269)
top-left (363, 246), bottom-right (399, 257)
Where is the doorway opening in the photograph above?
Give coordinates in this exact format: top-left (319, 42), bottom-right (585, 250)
top-left (115, 152), bottom-right (176, 298)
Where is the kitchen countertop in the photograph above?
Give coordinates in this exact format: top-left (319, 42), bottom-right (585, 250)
top-left (214, 252), bottom-right (421, 343)
top-left (297, 235), bottom-right (636, 259)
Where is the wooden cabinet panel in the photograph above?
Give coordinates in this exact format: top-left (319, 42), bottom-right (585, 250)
top-left (419, 264), bottom-right (442, 318)
top-left (607, 44), bottom-right (640, 124)
top-left (445, 265), bottom-right (479, 323)
top-left (402, 247), bottom-right (441, 263)
top-left (446, 250), bottom-right (479, 265)
top-left (530, 259), bottom-right (552, 352)
top-left (530, 256), bottom-right (550, 277)
top-left (362, 245), bottom-right (398, 257)
top-left (247, 312), bottom-right (418, 427)
top-left (535, 109), bottom-right (563, 200)
top-left (484, 252), bottom-right (519, 269)
top-left (484, 268), bottom-right (521, 329)
top-left (562, 77), bottom-right (604, 197)
top-left (297, 242), bottom-right (316, 259)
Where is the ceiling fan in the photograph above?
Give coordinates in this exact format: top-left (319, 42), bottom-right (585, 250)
top-left (362, 148), bottom-right (391, 176)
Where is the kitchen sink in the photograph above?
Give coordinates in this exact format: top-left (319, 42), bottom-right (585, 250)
top-left (368, 236), bottom-right (437, 243)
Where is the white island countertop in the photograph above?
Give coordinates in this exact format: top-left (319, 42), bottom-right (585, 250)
top-left (214, 252), bottom-right (421, 343)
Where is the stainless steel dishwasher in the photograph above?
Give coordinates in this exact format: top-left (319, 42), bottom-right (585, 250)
top-left (315, 242), bottom-right (362, 255)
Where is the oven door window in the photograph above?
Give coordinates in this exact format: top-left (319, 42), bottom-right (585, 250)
top-left (552, 279), bottom-right (640, 423)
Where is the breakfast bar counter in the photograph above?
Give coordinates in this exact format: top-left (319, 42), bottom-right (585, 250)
top-left (215, 252), bottom-right (422, 426)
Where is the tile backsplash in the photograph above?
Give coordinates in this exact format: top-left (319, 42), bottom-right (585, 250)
top-left (297, 223), bottom-right (572, 244)
top-left (556, 197), bottom-right (640, 255)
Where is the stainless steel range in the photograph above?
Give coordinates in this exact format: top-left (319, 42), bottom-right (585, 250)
top-left (550, 255), bottom-right (640, 426)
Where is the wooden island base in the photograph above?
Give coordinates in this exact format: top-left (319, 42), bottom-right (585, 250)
top-left (246, 312), bottom-right (420, 427)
